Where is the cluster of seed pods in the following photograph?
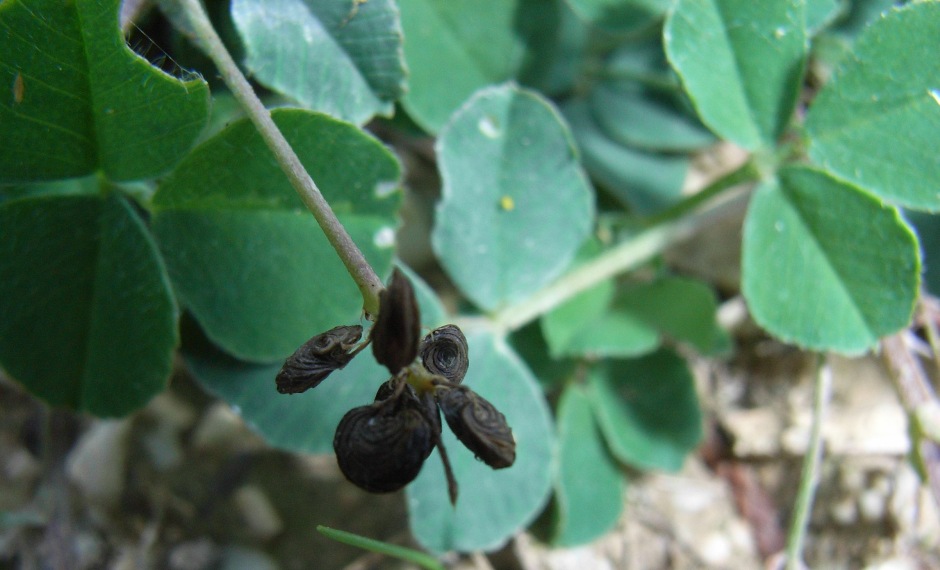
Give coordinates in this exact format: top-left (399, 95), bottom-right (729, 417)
top-left (275, 269), bottom-right (515, 503)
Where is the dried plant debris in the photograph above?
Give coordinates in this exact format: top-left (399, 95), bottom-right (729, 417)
top-left (275, 325), bottom-right (363, 394)
top-left (333, 385), bottom-right (434, 493)
top-left (436, 384), bottom-right (515, 469)
top-left (420, 324), bottom-right (469, 384)
top-left (371, 268), bottom-right (421, 375)
top-left (273, 270), bottom-right (515, 502)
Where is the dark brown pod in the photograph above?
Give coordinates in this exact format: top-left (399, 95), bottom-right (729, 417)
top-left (333, 397), bottom-right (433, 493)
top-left (374, 379), bottom-right (440, 459)
top-left (436, 385), bottom-right (516, 469)
top-left (371, 268), bottom-right (421, 375)
top-left (420, 325), bottom-right (469, 384)
top-left (275, 325), bottom-right (363, 394)
top-left (374, 378), bottom-right (400, 402)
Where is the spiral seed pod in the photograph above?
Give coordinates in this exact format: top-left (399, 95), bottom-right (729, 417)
top-left (436, 385), bottom-right (516, 469)
top-left (333, 397), bottom-right (433, 493)
top-left (374, 379), bottom-right (440, 457)
top-left (275, 325), bottom-right (363, 394)
top-left (420, 325), bottom-right (469, 384)
top-left (371, 268), bottom-right (421, 375)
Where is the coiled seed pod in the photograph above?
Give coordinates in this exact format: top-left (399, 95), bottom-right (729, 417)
top-left (436, 385), bottom-right (516, 469)
top-left (371, 269), bottom-right (421, 375)
top-left (420, 325), bottom-right (469, 384)
top-left (333, 397), bottom-right (433, 493)
top-left (275, 325), bottom-right (363, 394)
top-left (374, 378), bottom-right (440, 459)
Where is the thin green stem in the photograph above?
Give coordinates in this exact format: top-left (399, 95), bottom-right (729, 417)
top-left (492, 171), bottom-right (756, 332)
top-left (172, 0), bottom-right (384, 316)
top-left (881, 333), bottom-right (940, 508)
top-left (642, 160), bottom-right (760, 227)
top-left (588, 68), bottom-right (680, 92)
top-left (918, 293), bottom-right (940, 380)
top-left (785, 355), bottom-right (832, 570)
top-left (317, 526), bottom-right (445, 570)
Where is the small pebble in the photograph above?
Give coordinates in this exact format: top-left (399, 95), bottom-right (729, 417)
top-left (858, 489), bottom-right (887, 522)
top-left (233, 485), bottom-right (283, 541)
top-left (830, 497), bottom-right (857, 525)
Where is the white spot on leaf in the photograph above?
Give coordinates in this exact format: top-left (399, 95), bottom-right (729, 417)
top-left (478, 115), bottom-right (501, 138)
top-left (374, 227), bottom-right (396, 248)
top-left (375, 181), bottom-right (397, 198)
top-left (930, 89), bottom-right (940, 107)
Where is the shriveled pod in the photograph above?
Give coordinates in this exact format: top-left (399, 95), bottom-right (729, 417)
top-left (275, 325), bottom-right (363, 394)
top-left (374, 378), bottom-right (401, 402)
top-left (420, 324), bottom-right (469, 384)
top-left (436, 385), bottom-right (516, 469)
top-left (333, 396), bottom-right (433, 493)
top-left (374, 378), bottom-right (440, 458)
top-left (371, 268), bottom-right (421, 375)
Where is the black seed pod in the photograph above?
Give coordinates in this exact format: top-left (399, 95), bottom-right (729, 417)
top-left (374, 378), bottom-right (400, 402)
top-left (275, 325), bottom-right (363, 394)
top-left (333, 395), bottom-right (433, 493)
top-left (371, 269), bottom-right (421, 375)
top-left (374, 378), bottom-right (439, 460)
top-left (420, 325), bottom-right (469, 384)
top-left (436, 385), bottom-right (516, 469)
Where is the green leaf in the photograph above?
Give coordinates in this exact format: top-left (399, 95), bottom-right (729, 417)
top-left (565, 0), bottom-right (671, 34)
top-left (552, 384), bottom-right (624, 547)
top-left (830, 0), bottom-right (898, 39)
top-left (742, 166), bottom-right (919, 354)
top-left (508, 322), bottom-right (577, 389)
top-left (398, 0), bottom-right (531, 132)
top-left (516, 0), bottom-right (587, 97)
top-left (616, 276), bottom-right (729, 355)
top-left (590, 81), bottom-right (715, 152)
top-left (231, 0), bottom-right (406, 125)
top-left (407, 331), bottom-right (554, 553)
top-left (588, 349), bottom-right (702, 471)
top-left (604, 36), bottom-right (679, 90)
top-left (664, 0), bottom-right (807, 150)
top-left (0, 176), bottom-right (100, 204)
top-left (806, 0), bottom-right (844, 34)
top-left (186, 332), bottom-right (385, 454)
top-left (588, 36), bottom-right (712, 152)
top-left (0, 0), bottom-right (209, 183)
top-left (152, 109), bottom-right (399, 362)
top-left (563, 100), bottom-right (688, 215)
top-left (806, 2), bottom-right (940, 211)
top-left (542, 278), bottom-right (659, 358)
top-left (398, 263), bottom-right (448, 328)
top-left (543, 275), bottom-right (728, 358)
top-left (433, 85), bottom-right (594, 311)
top-left (0, 193), bottom-right (177, 416)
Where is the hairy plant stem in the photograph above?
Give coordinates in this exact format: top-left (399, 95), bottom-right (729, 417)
top-left (493, 162), bottom-right (759, 332)
top-left (917, 293), bottom-right (940, 379)
top-left (784, 355), bottom-right (832, 570)
top-left (172, 0), bottom-right (384, 317)
top-left (881, 332), bottom-right (940, 509)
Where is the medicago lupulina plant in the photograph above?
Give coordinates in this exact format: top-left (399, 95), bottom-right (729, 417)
top-left (1, 0), bottom-right (939, 560)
